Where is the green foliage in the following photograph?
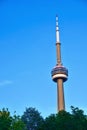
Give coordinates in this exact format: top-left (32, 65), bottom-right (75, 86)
top-left (71, 106), bottom-right (87, 130)
top-left (56, 110), bottom-right (74, 130)
top-left (0, 108), bottom-right (26, 130)
top-left (10, 114), bottom-right (26, 130)
top-left (0, 108), bottom-right (12, 130)
top-left (0, 106), bottom-right (87, 130)
top-left (21, 107), bottom-right (44, 130)
top-left (39, 107), bottom-right (87, 130)
top-left (44, 114), bottom-right (57, 130)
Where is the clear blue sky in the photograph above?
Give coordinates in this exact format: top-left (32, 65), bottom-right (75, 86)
top-left (0, 0), bottom-right (87, 117)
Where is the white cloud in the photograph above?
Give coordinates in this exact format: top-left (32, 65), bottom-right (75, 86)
top-left (0, 80), bottom-right (13, 86)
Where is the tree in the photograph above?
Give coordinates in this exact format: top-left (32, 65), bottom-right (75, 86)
top-left (71, 106), bottom-right (87, 130)
top-left (42, 111), bottom-right (74, 130)
top-left (0, 106), bottom-right (87, 130)
top-left (21, 107), bottom-right (44, 130)
top-left (0, 108), bottom-right (26, 130)
top-left (40, 106), bottom-right (87, 130)
top-left (0, 108), bottom-right (12, 130)
top-left (43, 114), bottom-right (57, 130)
top-left (56, 110), bottom-right (75, 130)
top-left (11, 114), bottom-right (26, 130)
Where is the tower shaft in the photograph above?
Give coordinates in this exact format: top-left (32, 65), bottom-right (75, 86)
top-left (57, 79), bottom-right (65, 111)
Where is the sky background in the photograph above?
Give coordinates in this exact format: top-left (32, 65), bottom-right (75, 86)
top-left (0, 0), bottom-right (87, 117)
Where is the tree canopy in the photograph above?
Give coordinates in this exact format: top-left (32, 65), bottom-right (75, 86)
top-left (21, 107), bottom-right (44, 130)
top-left (0, 108), bottom-right (12, 130)
top-left (41, 106), bottom-right (87, 130)
top-left (0, 106), bottom-right (87, 130)
top-left (0, 108), bottom-right (26, 130)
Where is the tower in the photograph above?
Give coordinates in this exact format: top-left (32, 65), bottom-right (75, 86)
top-left (51, 16), bottom-right (68, 112)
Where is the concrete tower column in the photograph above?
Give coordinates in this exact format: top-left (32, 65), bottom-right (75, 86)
top-left (57, 79), bottom-right (65, 111)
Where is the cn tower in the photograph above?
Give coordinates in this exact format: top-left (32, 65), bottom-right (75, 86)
top-left (51, 16), bottom-right (68, 111)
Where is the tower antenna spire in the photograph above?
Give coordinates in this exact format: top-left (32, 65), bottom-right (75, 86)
top-left (56, 15), bottom-right (60, 43)
top-left (56, 15), bottom-right (61, 65)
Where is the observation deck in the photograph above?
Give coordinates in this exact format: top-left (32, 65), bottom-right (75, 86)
top-left (51, 65), bottom-right (68, 82)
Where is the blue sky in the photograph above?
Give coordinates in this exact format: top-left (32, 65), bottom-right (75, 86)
top-left (0, 0), bottom-right (87, 117)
